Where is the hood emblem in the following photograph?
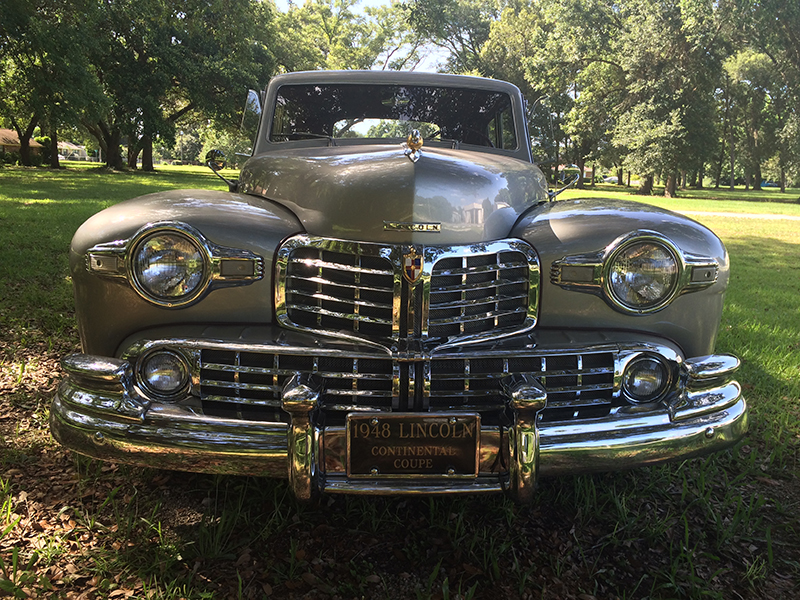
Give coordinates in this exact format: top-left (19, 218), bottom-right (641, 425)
top-left (403, 129), bottom-right (423, 163)
top-left (402, 247), bottom-right (424, 284)
top-left (384, 221), bottom-right (441, 232)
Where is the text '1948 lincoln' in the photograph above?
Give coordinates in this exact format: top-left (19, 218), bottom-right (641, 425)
top-left (51, 71), bottom-right (748, 502)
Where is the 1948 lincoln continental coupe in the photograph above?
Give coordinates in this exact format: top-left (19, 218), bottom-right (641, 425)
top-left (51, 71), bottom-right (748, 502)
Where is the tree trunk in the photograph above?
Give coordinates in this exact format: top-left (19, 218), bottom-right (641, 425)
top-left (638, 174), bottom-right (653, 195)
top-left (590, 163), bottom-right (596, 187)
top-left (664, 173), bottom-right (678, 198)
top-left (576, 157), bottom-right (585, 188)
top-left (127, 138), bottom-right (141, 169)
top-left (49, 128), bottom-right (60, 169)
top-left (780, 166), bottom-right (786, 193)
top-left (105, 128), bottom-right (124, 170)
top-left (10, 116), bottom-right (39, 167)
top-left (697, 164), bottom-right (704, 189)
top-left (714, 137), bottom-right (725, 189)
top-left (728, 125), bottom-right (735, 190)
top-left (85, 120), bottom-right (125, 170)
top-left (141, 135), bottom-right (154, 171)
top-left (626, 172), bottom-right (631, 187)
top-left (753, 163), bottom-right (762, 190)
top-left (616, 166), bottom-right (623, 185)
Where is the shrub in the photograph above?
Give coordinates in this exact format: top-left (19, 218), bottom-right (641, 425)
top-left (3, 151), bottom-right (21, 165)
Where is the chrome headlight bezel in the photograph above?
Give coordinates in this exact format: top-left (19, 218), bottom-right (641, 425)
top-left (603, 234), bottom-right (682, 315)
top-left (621, 353), bottom-right (673, 404)
top-left (549, 230), bottom-right (718, 316)
top-left (135, 349), bottom-right (191, 401)
top-left (128, 225), bottom-right (212, 307)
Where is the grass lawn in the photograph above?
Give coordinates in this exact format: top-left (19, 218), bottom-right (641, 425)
top-left (0, 166), bottom-right (798, 599)
top-left (563, 182), bottom-right (800, 217)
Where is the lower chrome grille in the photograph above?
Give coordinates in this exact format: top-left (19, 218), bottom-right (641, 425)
top-left (200, 349), bottom-right (394, 411)
top-left (198, 347), bottom-right (616, 422)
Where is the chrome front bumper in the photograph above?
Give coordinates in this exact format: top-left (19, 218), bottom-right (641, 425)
top-left (51, 353), bottom-right (748, 502)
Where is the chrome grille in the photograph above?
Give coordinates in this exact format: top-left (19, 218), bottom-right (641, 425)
top-left (198, 347), bottom-right (615, 422)
top-left (200, 349), bottom-right (394, 417)
top-left (429, 352), bottom-right (616, 418)
top-left (282, 245), bottom-right (395, 338)
top-left (428, 250), bottom-right (530, 337)
top-left (276, 235), bottom-right (539, 343)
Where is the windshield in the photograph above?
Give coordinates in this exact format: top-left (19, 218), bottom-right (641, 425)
top-left (270, 83), bottom-right (518, 150)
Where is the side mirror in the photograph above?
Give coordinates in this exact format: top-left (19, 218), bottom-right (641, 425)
top-left (205, 149), bottom-right (237, 192)
top-left (205, 149), bottom-right (227, 172)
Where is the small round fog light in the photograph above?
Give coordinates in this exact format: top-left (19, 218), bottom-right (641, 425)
top-left (140, 351), bottom-right (189, 398)
top-left (623, 356), bottom-right (669, 403)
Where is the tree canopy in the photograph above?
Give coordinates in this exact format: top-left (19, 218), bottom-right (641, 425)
top-left (2, 0), bottom-right (799, 190)
top-left (0, 0), bottom-right (422, 169)
top-left (410, 0), bottom-right (800, 193)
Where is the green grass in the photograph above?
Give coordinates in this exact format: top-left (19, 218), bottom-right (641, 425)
top-left (0, 164), bottom-right (233, 338)
top-left (0, 166), bottom-right (798, 599)
top-left (564, 182), bottom-right (800, 216)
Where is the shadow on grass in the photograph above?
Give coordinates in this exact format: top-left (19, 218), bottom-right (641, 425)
top-left (58, 447), bottom-right (797, 600)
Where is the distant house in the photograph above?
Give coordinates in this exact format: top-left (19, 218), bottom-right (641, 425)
top-left (58, 141), bottom-right (88, 160)
top-left (0, 129), bottom-right (44, 154)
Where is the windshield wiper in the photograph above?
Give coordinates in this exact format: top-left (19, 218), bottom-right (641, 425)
top-left (283, 131), bottom-right (336, 146)
top-left (428, 129), bottom-right (460, 149)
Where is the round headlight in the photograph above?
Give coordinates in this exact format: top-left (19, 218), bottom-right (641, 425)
top-left (132, 232), bottom-right (207, 305)
top-left (607, 240), bottom-right (679, 312)
top-left (140, 350), bottom-right (189, 398)
top-left (623, 356), bottom-right (670, 403)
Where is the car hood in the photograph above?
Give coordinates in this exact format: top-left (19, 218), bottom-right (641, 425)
top-left (238, 144), bottom-right (548, 244)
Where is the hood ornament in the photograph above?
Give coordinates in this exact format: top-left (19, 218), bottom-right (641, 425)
top-left (403, 129), bottom-right (423, 163)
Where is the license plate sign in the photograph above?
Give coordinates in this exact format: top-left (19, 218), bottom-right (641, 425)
top-left (347, 413), bottom-right (480, 477)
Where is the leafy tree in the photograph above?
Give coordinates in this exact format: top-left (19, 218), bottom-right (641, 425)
top-left (406, 0), bottom-right (497, 73)
top-left (0, 0), bottom-right (103, 167)
top-left (275, 0), bottom-right (423, 71)
top-left (84, 0), bottom-right (278, 171)
top-left (724, 49), bottom-right (780, 190)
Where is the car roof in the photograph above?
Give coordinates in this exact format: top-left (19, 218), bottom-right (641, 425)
top-left (267, 70), bottom-right (523, 96)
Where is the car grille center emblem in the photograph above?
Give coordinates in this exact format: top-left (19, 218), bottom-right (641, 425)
top-left (403, 247), bottom-right (423, 284)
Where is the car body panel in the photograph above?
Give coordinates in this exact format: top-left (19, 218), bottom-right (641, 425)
top-left (513, 198), bottom-right (729, 357)
top-left (70, 189), bottom-right (303, 356)
top-left (238, 146), bottom-right (548, 244)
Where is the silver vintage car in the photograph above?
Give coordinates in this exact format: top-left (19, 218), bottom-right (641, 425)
top-left (51, 71), bottom-right (748, 502)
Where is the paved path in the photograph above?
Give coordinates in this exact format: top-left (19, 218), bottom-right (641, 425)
top-left (679, 211), bottom-right (800, 221)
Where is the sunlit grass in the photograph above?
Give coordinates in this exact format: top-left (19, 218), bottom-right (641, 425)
top-left (563, 183), bottom-right (800, 216)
